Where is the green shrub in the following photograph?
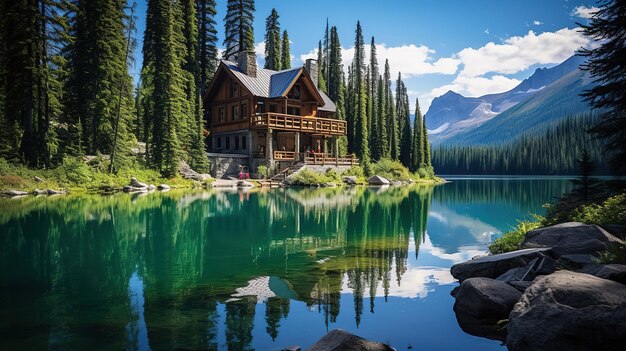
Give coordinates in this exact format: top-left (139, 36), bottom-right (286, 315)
top-left (569, 193), bottom-right (626, 225)
top-left (342, 165), bottom-right (365, 178)
top-left (291, 168), bottom-right (337, 186)
top-left (257, 165), bottom-right (269, 179)
top-left (489, 216), bottom-right (543, 254)
top-left (369, 158), bottom-right (411, 180)
top-left (325, 168), bottom-right (341, 183)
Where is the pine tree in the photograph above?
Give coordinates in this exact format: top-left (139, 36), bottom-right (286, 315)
top-left (422, 112), bottom-right (431, 167)
top-left (368, 36), bottom-right (379, 158)
top-left (411, 98), bottom-right (424, 171)
top-left (197, 0), bottom-right (218, 91)
top-left (579, 0), bottom-right (626, 173)
top-left (385, 61), bottom-right (398, 159)
top-left (280, 30), bottom-right (290, 69)
top-left (263, 8), bottom-right (280, 70)
top-left (353, 21), bottom-right (369, 164)
top-left (223, 0), bottom-right (255, 59)
top-left (397, 74), bottom-right (412, 167)
top-left (317, 40), bottom-right (327, 93)
top-left (321, 18), bottom-right (330, 92)
top-left (371, 75), bottom-right (385, 161)
top-left (570, 148), bottom-right (603, 202)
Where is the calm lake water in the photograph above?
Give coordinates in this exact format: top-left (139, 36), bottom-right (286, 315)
top-left (0, 178), bottom-right (573, 350)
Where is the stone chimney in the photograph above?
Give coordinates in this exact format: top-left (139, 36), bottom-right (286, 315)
top-left (305, 59), bottom-right (319, 88)
top-left (237, 50), bottom-right (257, 78)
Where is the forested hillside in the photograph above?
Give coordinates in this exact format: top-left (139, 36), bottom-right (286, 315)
top-left (432, 112), bottom-right (609, 175)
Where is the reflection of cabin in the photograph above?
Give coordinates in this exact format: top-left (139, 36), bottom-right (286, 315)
top-left (203, 50), bottom-right (356, 177)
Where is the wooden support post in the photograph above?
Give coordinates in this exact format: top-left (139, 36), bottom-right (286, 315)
top-left (294, 132), bottom-right (300, 161)
top-left (266, 128), bottom-right (274, 171)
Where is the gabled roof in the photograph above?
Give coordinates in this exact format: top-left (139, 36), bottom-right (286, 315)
top-left (207, 60), bottom-right (336, 112)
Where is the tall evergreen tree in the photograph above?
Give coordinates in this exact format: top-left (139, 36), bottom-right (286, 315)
top-left (371, 75), bottom-right (385, 161)
top-left (223, 0), bottom-right (255, 59)
top-left (579, 0), bottom-right (626, 173)
top-left (383, 59), bottom-right (395, 159)
top-left (317, 40), bottom-right (327, 93)
top-left (422, 112), bottom-right (431, 167)
top-left (64, 0), bottom-right (135, 168)
top-left (570, 148), bottom-right (603, 202)
top-left (197, 0), bottom-right (218, 91)
top-left (397, 74), bottom-right (412, 167)
top-left (411, 98), bottom-right (424, 171)
top-left (352, 21), bottom-right (369, 164)
top-left (280, 30), bottom-right (290, 69)
top-left (321, 18), bottom-right (330, 92)
top-left (263, 8), bottom-right (280, 70)
top-left (368, 36), bottom-right (380, 159)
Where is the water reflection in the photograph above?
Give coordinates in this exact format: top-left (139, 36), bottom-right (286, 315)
top-left (0, 178), bottom-right (572, 350)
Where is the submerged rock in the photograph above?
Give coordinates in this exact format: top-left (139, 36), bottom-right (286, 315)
top-left (522, 222), bottom-right (623, 257)
top-left (2, 190), bottom-right (28, 197)
top-left (367, 175), bottom-right (390, 186)
top-left (306, 329), bottom-right (394, 351)
top-left (507, 271), bottom-right (626, 351)
top-left (157, 183), bottom-right (171, 190)
top-left (579, 264), bottom-right (626, 284)
top-left (47, 189), bottom-right (66, 195)
top-left (450, 248), bottom-right (551, 282)
top-left (453, 277), bottom-right (521, 341)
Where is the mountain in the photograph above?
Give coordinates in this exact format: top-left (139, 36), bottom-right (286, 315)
top-left (447, 68), bottom-right (593, 145)
top-left (426, 55), bottom-right (586, 144)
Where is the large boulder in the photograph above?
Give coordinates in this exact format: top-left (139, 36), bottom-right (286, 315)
top-left (522, 222), bottom-right (623, 257)
top-left (603, 224), bottom-right (626, 240)
top-left (130, 177), bottom-right (148, 188)
top-left (579, 264), bottom-right (626, 284)
top-left (450, 248), bottom-right (552, 282)
top-left (507, 271), bottom-right (626, 351)
top-left (453, 277), bottom-right (522, 341)
top-left (367, 175), bottom-right (390, 186)
top-left (343, 176), bottom-right (357, 185)
top-left (306, 329), bottom-right (394, 351)
top-left (2, 190), bottom-right (28, 197)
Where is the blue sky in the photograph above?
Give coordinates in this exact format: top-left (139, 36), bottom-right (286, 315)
top-left (131, 0), bottom-right (599, 112)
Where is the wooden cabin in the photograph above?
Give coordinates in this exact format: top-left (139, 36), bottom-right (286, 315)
top-left (203, 51), bottom-right (356, 177)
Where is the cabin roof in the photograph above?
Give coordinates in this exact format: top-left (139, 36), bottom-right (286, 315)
top-left (218, 60), bottom-right (336, 112)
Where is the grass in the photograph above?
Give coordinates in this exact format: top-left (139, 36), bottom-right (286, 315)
top-left (489, 216), bottom-right (544, 254)
top-left (289, 168), bottom-right (342, 186)
top-left (0, 157), bottom-right (196, 193)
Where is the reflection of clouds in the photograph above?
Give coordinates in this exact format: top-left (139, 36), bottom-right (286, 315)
top-left (420, 232), bottom-right (487, 264)
top-left (340, 265), bottom-right (456, 299)
top-left (428, 208), bottom-right (499, 245)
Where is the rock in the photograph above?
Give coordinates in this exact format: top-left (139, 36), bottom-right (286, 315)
top-left (453, 277), bottom-right (522, 341)
top-left (130, 177), bottom-right (148, 188)
top-left (602, 224), bottom-right (626, 240)
top-left (496, 267), bottom-right (532, 283)
top-left (522, 222), bottom-right (623, 257)
top-left (47, 189), bottom-right (66, 195)
top-left (33, 188), bottom-right (47, 196)
top-left (178, 161), bottom-right (211, 181)
top-left (306, 329), bottom-right (394, 351)
top-left (391, 180), bottom-right (403, 186)
top-left (147, 184), bottom-right (156, 190)
top-left (322, 182), bottom-right (336, 187)
top-left (534, 255), bottom-right (559, 275)
top-left (579, 264), bottom-right (626, 284)
top-left (343, 176), bottom-right (357, 185)
top-left (34, 176), bottom-right (45, 182)
top-left (367, 175), bottom-right (390, 186)
top-left (2, 190), bottom-right (29, 197)
top-left (558, 254), bottom-right (597, 267)
top-left (508, 280), bottom-right (534, 292)
top-left (157, 184), bottom-right (171, 190)
top-left (450, 248), bottom-right (552, 282)
top-left (507, 271), bottom-right (626, 351)
top-left (123, 186), bottom-right (148, 193)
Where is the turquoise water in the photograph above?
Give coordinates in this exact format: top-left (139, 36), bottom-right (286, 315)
top-left (0, 178), bottom-right (572, 350)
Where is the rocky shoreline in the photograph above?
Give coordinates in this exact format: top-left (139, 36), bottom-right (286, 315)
top-left (450, 222), bottom-right (626, 350)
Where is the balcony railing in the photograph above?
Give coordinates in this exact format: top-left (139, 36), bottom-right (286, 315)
top-left (271, 151), bottom-right (359, 165)
top-left (250, 113), bottom-right (346, 136)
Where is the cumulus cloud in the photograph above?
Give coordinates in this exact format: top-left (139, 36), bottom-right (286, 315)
top-left (571, 5), bottom-right (600, 19)
top-left (300, 43), bottom-right (460, 78)
top-left (533, 20), bottom-right (543, 25)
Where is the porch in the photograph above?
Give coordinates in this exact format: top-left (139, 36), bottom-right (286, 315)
top-left (250, 112), bottom-right (346, 136)
top-left (273, 151), bottom-right (359, 166)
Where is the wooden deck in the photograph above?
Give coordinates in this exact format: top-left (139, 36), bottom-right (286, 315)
top-left (250, 113), bottom-right (347, 136)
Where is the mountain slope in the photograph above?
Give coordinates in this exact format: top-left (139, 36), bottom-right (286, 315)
top-left (446, 69), bottom-right (593, 145)
top-left (426, 55), bottom-right (586, 143)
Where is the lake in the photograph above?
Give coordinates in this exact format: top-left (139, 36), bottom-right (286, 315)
top-left (0, 178), bottom-right (573, 350)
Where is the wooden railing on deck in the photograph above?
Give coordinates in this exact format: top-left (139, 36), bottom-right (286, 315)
top-left (273, 151), bottom-right (296, 160)
top-left (304, 153), bottom-right (359, 166)
top-left (250, 113), bottom-right (346, 136)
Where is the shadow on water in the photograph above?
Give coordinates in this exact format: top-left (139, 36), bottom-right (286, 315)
top-left (0, 178), bottom-right (572, 350)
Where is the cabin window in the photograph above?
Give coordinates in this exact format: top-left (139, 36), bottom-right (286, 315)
top-left (241, 136), bottom-right (247, 150)
top-left (231, 105), bottom-right (239, 121)
top-left (269, 104), bottom-right (276, 113)
top-left (287, 106), bottom-right (301, 116)
top-left (288, 84), bottom-right (301, 99)
top-left (216, 137), bottom-right (222, 149)
top-left (234, 135), bottom-right (240, 150)
top-left (225, 136), bottom-right (230, 150)
top-left (241, 103), bottom-right (248, 119)
top-left (218, 107), bottom-right (225, 122)
top-left (257, 102), bottom-right (266, 113)
top-left (230, 81), bottom-right (238, 98)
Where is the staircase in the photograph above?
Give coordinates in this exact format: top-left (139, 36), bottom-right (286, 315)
top-left (270, 161), bottom-right (305, 182)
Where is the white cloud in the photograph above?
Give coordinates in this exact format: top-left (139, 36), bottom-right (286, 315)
top-left (532, 20), bottom-right (543, 26)
top-left (300, 43), bottom-right (460, 78)
top-left (484, 28), bottom-right (490, 35)
top-left (571, 5), bottom-right (600, 19)
top-left (430, 75), bottom-right (522, 99)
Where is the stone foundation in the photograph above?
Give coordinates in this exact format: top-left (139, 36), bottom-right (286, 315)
top-left (207, 153), bottom-right (249, 179)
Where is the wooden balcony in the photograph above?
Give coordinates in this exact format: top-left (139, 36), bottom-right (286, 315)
top-left (250, 113), bottom-right (347, 136)
top-left (272, 151), bottom-right (359, 165)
